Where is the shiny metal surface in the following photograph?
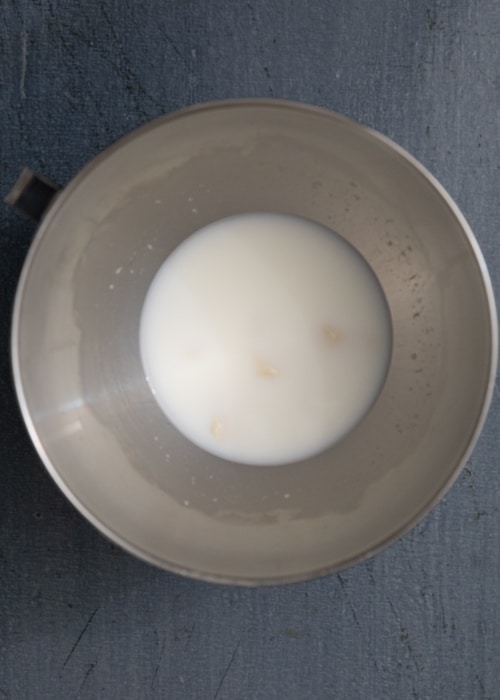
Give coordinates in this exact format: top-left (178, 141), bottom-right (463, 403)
top-left (11, 100), bottom-right (498, 584)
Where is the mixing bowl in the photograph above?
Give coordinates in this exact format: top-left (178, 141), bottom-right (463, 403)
top-left (9, 99), bottom-right (498, 584)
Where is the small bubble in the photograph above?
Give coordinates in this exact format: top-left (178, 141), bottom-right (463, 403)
top-left (183, 500), bottom-right (190, 507)
top-left (192, 207), bottom-right (198, 214)
top-left (147, 244), bottom-right (153, 250)
top-left (115, 266), bottom-right (123, 275)
top-left (283, 493), bottom-right (291, 499)
top-left (154, 199), bottom-right (161, 204)
top-left (108, 284), bottom-right (114, 290)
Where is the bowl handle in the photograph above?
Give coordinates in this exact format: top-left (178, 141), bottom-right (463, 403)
top-left (4, 167), bottom-right (61, 222)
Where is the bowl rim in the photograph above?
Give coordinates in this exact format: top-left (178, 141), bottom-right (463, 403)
top-left (11, 98), bottom-right (499, 585)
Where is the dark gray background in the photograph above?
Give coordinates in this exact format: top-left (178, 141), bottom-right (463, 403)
top-left (1, 1), bottom-right (499, 698)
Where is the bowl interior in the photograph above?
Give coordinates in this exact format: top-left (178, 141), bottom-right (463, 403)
top-left (13, 101), bottom-right (497, 583)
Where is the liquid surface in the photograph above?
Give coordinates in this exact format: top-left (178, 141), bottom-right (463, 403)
top-left (140, 213), bottom-right (392, 465)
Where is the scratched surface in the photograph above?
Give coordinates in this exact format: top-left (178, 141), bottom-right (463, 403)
top-left (1, 1), bottom-right (500, 698)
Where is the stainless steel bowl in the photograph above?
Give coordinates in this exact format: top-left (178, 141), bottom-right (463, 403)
top-left (10, 100), bottom-right (498, 585)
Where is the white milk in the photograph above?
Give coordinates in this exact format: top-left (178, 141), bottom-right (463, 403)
top-left (140, 213), bottom-right (391, 465)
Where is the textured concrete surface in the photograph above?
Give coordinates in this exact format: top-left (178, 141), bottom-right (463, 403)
top-left (1, 1), bottom-right (499, 698)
